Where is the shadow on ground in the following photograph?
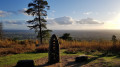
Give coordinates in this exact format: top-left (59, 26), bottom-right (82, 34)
top-left (35, 63), bottom-right (51, 67)
top-left (35, 53), bottom-right (108, 67)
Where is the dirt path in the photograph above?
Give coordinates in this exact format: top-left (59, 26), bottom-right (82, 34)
top-left (34, 55), bottom-right (115, 67)
top-left (34, 55), bottom-right (110, 67)
top-left (35, 55), bottom-right (79, 67)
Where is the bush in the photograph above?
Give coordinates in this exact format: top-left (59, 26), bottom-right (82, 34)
top-left (0, 39), bottom-right (36, 56)
top-left (59, 33), bottom-right (72, 41)
top-left (1, 38), bottom-right (120, 56)
top-left (64, 48), bottom-right (80, 54)
top-left (35, 45), bottom-right (48, 53)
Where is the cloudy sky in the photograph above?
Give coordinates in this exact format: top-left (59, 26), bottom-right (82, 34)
top-left (0, 0), bottom-right (120, 30)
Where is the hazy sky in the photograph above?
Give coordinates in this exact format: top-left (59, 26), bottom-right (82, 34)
top-left (0, 0), bottom-right (120, 30)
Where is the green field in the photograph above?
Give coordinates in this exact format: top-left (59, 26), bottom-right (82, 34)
top-left (0, 50), bottom-right (120, 67)
top-left (0, 53), bottom-right (47, 67)
top-left (0, 50), bottom-right (80, 67)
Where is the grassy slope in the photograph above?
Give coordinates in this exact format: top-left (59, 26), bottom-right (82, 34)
top-left (0, 50), bottom-right (83, 67)
top-left (0, 53), bottom-right (47, 67)
top-left (1, 50), bottom-right (120, 67)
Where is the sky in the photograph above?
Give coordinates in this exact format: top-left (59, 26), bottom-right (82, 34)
top-left (0, 0), bottom-right (120, 30)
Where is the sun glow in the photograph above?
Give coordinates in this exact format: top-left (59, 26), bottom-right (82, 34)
top-left (105, 14), bottom-right (120, 29)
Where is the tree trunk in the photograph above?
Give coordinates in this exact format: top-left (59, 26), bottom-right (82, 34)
top-left (40, 23), bottom-right (42, 44)
top-left (38, 2), bottom-right (42, 45)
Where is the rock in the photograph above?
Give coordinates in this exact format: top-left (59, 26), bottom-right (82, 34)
top-left (48, 34), bottom-right (60, 64)
top-left (15, 60), bottom-right (34, 67)
top-left (75, 55), bottom-right (88, 62)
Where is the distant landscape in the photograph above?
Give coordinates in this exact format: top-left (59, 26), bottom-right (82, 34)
top-left (4, 30), bottom-right (120, 40)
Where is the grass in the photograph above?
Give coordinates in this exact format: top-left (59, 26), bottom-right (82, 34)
top-left (102, 56), bottom-right (116, 61)
top-left (0, 53), bottom-right (47, 67)
top-left (61, 49), bottom-right (84, 56)
top-left (1, 49), bottom-right (120, 67)
top-left (91, 56), bottom-right (120, 67)
top-left (0, 50), bottom-right (84, 67)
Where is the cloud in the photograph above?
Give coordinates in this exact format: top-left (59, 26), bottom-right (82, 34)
top-left (18, 8), bottom-right (28, 16)
top-left (1, 16), bottom-right (104, 30)
top-left (54, 16), bottom-right (74, 25)
top-left (19, 8), bottom-right (27, 13)
top-left (47, 16), bottom-right (75, 25)
top-left (77, 18), bottom-right (104, 24)
top-left (1, 20), bottom-right (29, 30)
top-left (3, 17), bottom-right (103, 26)
top-left (2, 20), bottom-right (26, 25)
top-left (47, 17), bottom-right (104, 25)
top-left (0, 9), bottom-right (26, 17)
top-left (0, 10), bottom-right (12, 17)
top-left (47, 18), bottom-right (57, 25)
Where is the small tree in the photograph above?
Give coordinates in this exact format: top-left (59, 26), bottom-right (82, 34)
top-left (60, 33), bottom-right (72, 40)
top-left (112, 35), bottom-right (117, 48)
top-left (25, 0), bottom-right (51, 44)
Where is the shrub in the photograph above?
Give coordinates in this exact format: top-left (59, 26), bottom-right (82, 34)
top-left (0, 39), bottom-right (36, 56)
top-left (59, 33), bottom-right (72, 41)
top-left (64, 48), bottom-right (80, 54)
top-left (35, 44), bottom-right (48, 53)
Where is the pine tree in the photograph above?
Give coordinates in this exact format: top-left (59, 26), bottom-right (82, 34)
top-left (25, 0), bottom-right (51, 44)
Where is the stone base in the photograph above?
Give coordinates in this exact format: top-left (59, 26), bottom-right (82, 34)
top-left (75, 55), bottom-right (88, 62)
top-left (15, 60), bottom-right (34, 67)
